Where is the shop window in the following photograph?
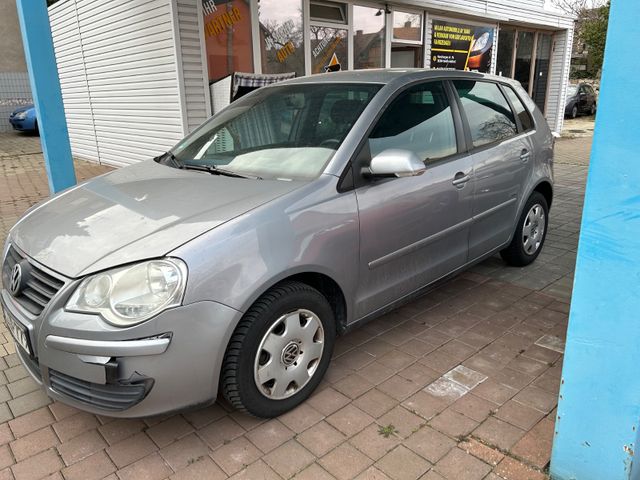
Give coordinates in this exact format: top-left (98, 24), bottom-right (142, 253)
top-left (311, 26), bottom-right (348, 73)
top-left (532, 33), bottom-right (553, 111)
top-left (514, 31), bottom-right (535, 92)
top-left (310, 1), bottom-right (347, 24)
top-left (203, 0), bottom-right (254, 82)
top-left (496, 28), bottom-right (516, 77)
top-left (353, 5), bottom-right (385, 69)
top-left (391, 10), bottom-right (423, 68)
top-left (393, 11), bottom-right (422, 43)
top-left (454, 80), bottom-right (517, 148)
top-left (259, 0), bottom-right (305, 77)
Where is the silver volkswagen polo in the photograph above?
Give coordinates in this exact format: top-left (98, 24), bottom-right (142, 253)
top-left (1, 70), bottom-right (553, 418)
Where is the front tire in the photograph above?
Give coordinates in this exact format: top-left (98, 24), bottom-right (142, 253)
top-left (500, 192), bottom-right (549, 267)
top-left (571, 105), bottom-right (578, 119)
top-left (221, 281), bottom-right (335, 417)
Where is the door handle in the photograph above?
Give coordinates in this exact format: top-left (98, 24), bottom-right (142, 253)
top-left (520, 149), bottom-right (531, 162)
top-left (452, 172), bottom-right (471, 187)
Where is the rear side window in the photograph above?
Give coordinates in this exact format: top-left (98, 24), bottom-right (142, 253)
top-left (453, 80), bottom-right (518, 148)
top-left (369, 81), bottom-right (458, 163)
top-left (504, 86), bottom-right (534, 132)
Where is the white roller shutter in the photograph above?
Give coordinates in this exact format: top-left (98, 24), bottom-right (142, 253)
top-left (176, 0), bottom-right (211, 132)
top-left (49, 0), bottom-right (209, 167)
top-left (546, 29), bottom-right (573, 134)
top-left (49, 0), bottom-right (99, 163)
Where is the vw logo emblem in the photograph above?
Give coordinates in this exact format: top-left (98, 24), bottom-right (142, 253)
top-left (281, 342), bottom-right (300, 366)
top-left (9, 263), bottom-right (22, 296)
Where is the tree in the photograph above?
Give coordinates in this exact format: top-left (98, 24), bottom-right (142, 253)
top-left (552, 0), bottom-right (591, 17)
top-left (554, 0), bottom-right (610, 78)
top-left (581, 2), bottom-right (609, 77)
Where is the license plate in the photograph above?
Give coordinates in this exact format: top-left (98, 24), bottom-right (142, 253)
top-left (2, 306), bottom-right (32, 356)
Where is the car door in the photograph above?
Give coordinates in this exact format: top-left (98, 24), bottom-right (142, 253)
top-left (353, 80), bottom-right (474, 319)
top-left (451, 80), bottom-right (531, 260)
top-left (577, 85), bottom-right (589, 113)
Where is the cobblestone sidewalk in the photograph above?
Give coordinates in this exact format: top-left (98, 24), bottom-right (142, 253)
top-left (0, 132), bottom-right (590, 480)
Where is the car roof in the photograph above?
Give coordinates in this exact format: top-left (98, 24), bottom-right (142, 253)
top-left (280, 68), bottom-right (522, 88)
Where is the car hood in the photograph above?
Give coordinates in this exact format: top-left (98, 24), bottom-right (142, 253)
top-left (10, 105), bottom-right (34, 116)
top-left (10, 160), bottom-right (303, 278)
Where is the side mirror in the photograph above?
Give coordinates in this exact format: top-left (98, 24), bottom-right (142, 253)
top-left (368, 149), bottom-right (426, 178)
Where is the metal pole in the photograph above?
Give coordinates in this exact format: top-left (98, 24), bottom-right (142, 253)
top-left (550, 1), bottom-right (640, 478)
top-left (15, 0), bottom-right (76, 194)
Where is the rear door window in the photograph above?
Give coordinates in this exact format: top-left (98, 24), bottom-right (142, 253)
top-left (453, 80), bottom-right (518, 148)
top-left (504, 86), bottom-right (534, 132)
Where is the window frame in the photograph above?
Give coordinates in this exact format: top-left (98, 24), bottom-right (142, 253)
top-left (309, 0), bottom-right (348, 24)
top-left (448, 78), bottom-right (527, 154)
top-left (501, 84), bottom-right (536, 134)
top-left (338, 78), bottom-right (467, 192)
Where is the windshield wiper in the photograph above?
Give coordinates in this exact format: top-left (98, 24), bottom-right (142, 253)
top-left (154, 151), bottom-right (181, 168)
top-left (180, 162), bottom-right (262, 180)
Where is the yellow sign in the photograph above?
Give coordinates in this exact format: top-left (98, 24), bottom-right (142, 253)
top-left (324, 53), bottom-right (341, 72)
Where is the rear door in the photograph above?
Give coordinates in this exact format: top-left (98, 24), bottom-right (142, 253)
top-left (451, 80), bottom-right (531, 260)
top-left (353, 80), bottom-right (474, 318)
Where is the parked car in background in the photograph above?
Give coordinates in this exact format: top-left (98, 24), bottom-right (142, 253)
top-left (1, 70), bottom-right (554, 418)
top-left (565, 83), bottom-right (597, 118)
top-left (9, 104), bottom-right (38, 133)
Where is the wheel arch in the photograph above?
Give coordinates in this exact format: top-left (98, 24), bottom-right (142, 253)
top-left (533, 180), bottom-right (553, 209)
top-left (237, 269), bottom-right (350, 336)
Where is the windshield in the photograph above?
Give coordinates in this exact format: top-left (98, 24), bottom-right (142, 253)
top-left (171, 83), bottom-right (382, 181)
top-left (567, 85), bottom-right (578, 96)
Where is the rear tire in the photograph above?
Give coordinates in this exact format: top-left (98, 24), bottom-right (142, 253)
top-left (221, 281), bottom-right (335, 417)
top-left (500, 192), bottom-right (549, 267)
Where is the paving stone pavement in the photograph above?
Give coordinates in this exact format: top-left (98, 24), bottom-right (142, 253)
top-left (0, 131), bottom-right (590, 480)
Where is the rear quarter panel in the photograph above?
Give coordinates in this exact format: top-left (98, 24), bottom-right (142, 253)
top-left (513, 83), bottom-right (555, 216)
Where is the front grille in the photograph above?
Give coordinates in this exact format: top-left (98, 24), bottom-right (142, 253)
top-left (49, 370), bottom-right (152, 412)
top-left (2, 245), bottom-right (65, 316)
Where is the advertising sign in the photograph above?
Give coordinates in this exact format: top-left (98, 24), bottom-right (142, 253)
top-left (431, 20), bottom-right (494, 73)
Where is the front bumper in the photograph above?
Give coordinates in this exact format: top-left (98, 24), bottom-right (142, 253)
top-left (9, 117), bottom-right (33, 131)
top-left (1, 267), bottom-right (242, 417)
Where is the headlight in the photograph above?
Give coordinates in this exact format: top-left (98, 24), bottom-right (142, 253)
top-left (66, 259), bottom-right (187, 327)
top-left (471, 32), bottom-right (490, 52)
top-left (14, 111), bottom-right (27, 120)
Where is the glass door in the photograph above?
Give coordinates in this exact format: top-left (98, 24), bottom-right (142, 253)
top-left (514, 31), bottom-right (535, 93)
top-left (532, 33), bottom-right (552, 111)
top-left (496, 28), bottom-right (515, 77)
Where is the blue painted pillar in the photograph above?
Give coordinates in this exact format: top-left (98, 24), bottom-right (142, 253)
top-left (550, 2), bottom-right (640, 479)
top-left (16, 0), bottom-right (76, 194)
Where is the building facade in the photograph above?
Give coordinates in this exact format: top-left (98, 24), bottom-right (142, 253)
top-left (48, 0), bottom-right (573, 167)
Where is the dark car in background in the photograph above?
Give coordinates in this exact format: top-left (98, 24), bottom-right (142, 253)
top-left (565, 83), bottom-right (597, 119)
top-left (9, 104), bottom-right (38, 133)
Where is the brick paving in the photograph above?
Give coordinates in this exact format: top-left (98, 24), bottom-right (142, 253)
top-left (0, 130), bottom-right (590, 479)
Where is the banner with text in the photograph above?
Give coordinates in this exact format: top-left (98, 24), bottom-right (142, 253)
top-left (430, 20), bottom-right (494, 73)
